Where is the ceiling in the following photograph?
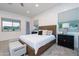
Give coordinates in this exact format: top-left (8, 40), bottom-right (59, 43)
top-left (0, 3), bottom-right (59, 17)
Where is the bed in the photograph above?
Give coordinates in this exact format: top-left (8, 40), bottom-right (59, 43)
top-left (19, 25), bottom-right (56, 56)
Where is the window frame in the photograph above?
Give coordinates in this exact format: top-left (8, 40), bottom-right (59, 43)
top-left (1, 17), bottom-right (21, 32)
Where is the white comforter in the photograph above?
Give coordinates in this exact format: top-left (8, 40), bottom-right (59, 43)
top-left (19, 34), bottom-right (55, 54)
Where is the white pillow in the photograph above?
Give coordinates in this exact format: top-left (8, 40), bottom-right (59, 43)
top-left (42, 30), bottom-right (48, 35)
top-left (47, 30), bottom-right (53, 35)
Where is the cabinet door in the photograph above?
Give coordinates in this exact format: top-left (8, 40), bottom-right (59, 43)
top-left (58, 35), bottom-right (66, 45)
top-left (65, 35), bottom-right (74, 49)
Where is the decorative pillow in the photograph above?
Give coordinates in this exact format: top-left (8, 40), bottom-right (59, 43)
top-left (47, 30), bottom-right (53, 35)
top-left (38, 30), bottom-right (42, 35)
top-left (42, 30), bottom-right (48, 35)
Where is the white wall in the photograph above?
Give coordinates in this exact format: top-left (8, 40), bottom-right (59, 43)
top-left (30, 3), bottom-right (79, 49)
top-left (30, 3), bottom-right (79, 32)
top-left (0, 10), bottom-right (30, 41)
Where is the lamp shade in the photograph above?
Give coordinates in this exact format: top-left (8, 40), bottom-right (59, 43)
top-left (62, 23), bottom-right (69, 28)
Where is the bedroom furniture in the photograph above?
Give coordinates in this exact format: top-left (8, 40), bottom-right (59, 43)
top-left (19, 34), bottom-right (55, 56)
top-left (27, 39), bottom-right (56, 56)
top-left (9, 41), bottom-right (26, 56)
top-left (19, 25), bottom-right (56, 56)
top-left (32, 31), bottom-right (37, 34)
top-left (58, 34), bottom-right (74, 49)
top-left (39, 25), bottom-right (56, 35)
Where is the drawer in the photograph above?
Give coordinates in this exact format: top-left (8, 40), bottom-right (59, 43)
top-left (58, 35), bottom-right (74, 41)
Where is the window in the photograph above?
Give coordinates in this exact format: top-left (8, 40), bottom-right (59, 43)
top-left (1, 18), bottom-right (21, 32)
top-left (12, 20), bottom-right (20, 31)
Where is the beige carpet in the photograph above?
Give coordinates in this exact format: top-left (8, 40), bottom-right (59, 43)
top-left (0, 40), bottom-right (9, 56)
top-left (0, 40), bottom-right (77, 56)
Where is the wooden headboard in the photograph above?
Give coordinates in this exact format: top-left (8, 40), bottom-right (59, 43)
top-left (39, 25), bottom-right (56, 35)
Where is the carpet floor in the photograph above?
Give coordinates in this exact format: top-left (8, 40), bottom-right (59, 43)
top-left (0, 40), bottom-right (77, 56)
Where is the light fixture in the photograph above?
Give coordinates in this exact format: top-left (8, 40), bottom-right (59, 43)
top-left (26, 10), bottom-right (30, 14)
top-left (35, 4), bottom-right (39, 7)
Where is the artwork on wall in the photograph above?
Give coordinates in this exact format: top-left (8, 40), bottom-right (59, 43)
top-left (1, 17), bottom-right (21, 32)
top-left (58, 7), bottom-right (79, 32)
top-left (58, 20), bottom-right (79, 32)
top-left (32, 20), bottom-right (39, 32)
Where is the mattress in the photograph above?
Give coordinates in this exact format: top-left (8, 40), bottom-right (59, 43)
top-left (19, 34), bottom-right (55, 54)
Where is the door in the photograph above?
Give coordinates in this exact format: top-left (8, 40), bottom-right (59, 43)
top-left (26, 21), bottom-right (30, 34)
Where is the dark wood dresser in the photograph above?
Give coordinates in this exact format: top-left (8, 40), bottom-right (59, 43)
top-left (58, 34), bottom-right (74, 49)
